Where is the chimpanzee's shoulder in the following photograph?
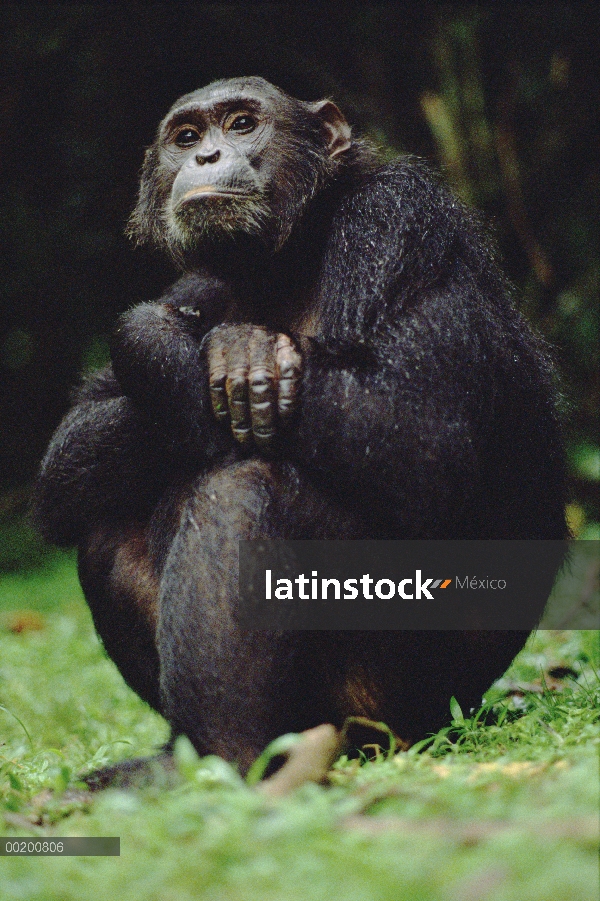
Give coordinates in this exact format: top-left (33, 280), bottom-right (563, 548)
top-left (351, 154), bottom-right (460, 206)
top-left (337, 153), bottom-right (462, 231)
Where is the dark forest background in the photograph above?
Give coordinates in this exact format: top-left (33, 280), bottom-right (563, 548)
top-left (0, 3), bottom-right (598, 545)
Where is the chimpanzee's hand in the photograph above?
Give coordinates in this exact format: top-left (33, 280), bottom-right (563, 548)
top-left (206, 324), bottom-right (303, 449)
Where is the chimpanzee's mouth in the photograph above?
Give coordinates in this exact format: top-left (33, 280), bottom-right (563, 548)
top-left (180, 186), bottom-right (249, 201)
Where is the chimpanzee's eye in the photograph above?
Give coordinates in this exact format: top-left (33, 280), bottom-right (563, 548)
top-left (225, 113), bottom-right (256, 134)
top-left (173, 128), bottom-right (201, 147)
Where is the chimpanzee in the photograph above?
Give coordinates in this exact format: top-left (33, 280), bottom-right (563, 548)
top-left (34, 77), bottom-right (566, 774)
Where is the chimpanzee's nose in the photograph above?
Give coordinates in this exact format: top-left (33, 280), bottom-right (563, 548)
top-left (196, 149), bottom-right (220, 165)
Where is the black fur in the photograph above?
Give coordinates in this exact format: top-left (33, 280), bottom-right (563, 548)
top-left (34, 78), bottom-right (566, 774)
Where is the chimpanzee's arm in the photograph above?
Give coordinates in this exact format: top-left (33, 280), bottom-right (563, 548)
top-left (33, 274), bottom-right (233, 547)
top-left (109, 272), bottom-right (239, 453)
top-left (291, 309), bottom-right (487, 535)
top-left (288, 162), bottom-right (561, 535)
top-left (33, 368), bottom-right (164, 546)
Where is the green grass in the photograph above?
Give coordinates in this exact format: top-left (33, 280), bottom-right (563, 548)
top-left (0, 548), bottom-right (598, 901)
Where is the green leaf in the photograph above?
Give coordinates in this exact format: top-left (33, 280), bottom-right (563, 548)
top-left (450, 696), bottom-right (464, 723)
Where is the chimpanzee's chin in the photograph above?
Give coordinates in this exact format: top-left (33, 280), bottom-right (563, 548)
top-left (175, 230), bottom-right (275, 272)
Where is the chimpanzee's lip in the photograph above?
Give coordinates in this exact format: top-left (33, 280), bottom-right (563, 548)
top-left (180, 186), bottom-right (249, 201)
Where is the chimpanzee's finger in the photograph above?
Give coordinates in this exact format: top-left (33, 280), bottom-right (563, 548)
top-left (248, 329), bottom-right (277, 448)
top-left (225, 337), bottom-right (252, 445)
top-left (207, 332), bottom-right (229, 422)
top-left (276, 334), bottom-right (303, 418)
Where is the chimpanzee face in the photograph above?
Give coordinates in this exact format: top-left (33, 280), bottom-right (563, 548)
top-left (128, 77), bottom-right (351, 264)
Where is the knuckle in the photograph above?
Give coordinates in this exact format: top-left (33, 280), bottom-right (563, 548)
top-left (209, 374), bottom-right (226, 390)
top-left (226, 373), bottom-right (248, 392)
top-left (249, 372), bottom-right (273, 393)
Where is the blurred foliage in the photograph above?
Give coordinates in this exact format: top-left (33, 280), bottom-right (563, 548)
top-left (0, 3), bottom-right (598, 534)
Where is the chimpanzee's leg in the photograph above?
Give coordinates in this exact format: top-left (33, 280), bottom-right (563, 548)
top-left (157, 458), bottom-right (364, 771)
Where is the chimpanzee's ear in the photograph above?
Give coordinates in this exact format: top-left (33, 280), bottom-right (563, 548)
top-left (308, 100), bottom-right (352, 158)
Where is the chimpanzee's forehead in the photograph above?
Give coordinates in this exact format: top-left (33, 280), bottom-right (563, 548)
top-left (166, 77), bottom-right (289, 116)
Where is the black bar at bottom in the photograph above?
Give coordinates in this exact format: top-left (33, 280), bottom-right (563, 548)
top-left (1, 837), bottom-right (120, 856)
